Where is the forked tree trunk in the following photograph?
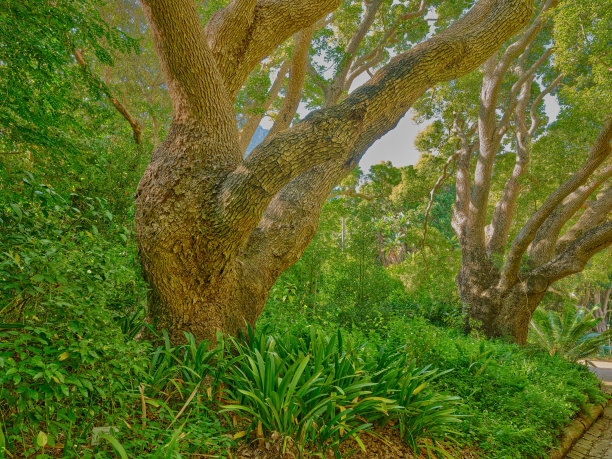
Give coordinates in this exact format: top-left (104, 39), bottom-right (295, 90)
top-left (135, 139), bottom-right (265, 344)
top-left (134, 0), bottom-right (537, 343)
top-left (446, 0), bottom-right (612, 344)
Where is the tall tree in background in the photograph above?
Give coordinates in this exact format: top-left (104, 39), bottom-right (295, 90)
top-left (414, 0), bottom-right (611, 343)
top-left (133, 0), bottom-right (535, 343)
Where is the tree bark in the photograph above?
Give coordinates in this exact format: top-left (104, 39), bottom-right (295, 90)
top-left (593, 286), bottom-right (612, 334)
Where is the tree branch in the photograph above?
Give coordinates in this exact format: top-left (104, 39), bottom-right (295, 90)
top-left (141, 0), bottom-right (241, 164)
top-left (306, 59), bottom-right (329, 95)
top-left (556, 181), bottom-right (612, 255)
top-left (205, 0), bottom-right (341, 98)
top-left (530, 219), bottom-right (612, 287)
top-left (266, 26), bottom-right (315, 137)
top-left (485, 77), bottom-right (533, 256)
top-left (237, 160), bottom-right (349, 313)
top-left (528, 73), bottom-right (563, 137)
top-left (530, 164), bottom-right (612, 264)
top-left (324, 0), bottom-right (384, 106)
top-left (238, 60), bottom-right (290, 152)
top-left (347, 0), bottom-right (428, 89)
top-left (469, 2), bottom-right (553, 245)
top-left (496, 47), bottom-right (553, 137)
top-left (73, 49), bottom-right (143, 145)
top-left (500, 115), bottom-right (612, 290)
top-left (492, 0), bottom-right (556, 90)
top-left (221, 0), bottom-right (535, 234)
top-left (452, 115), bottom-right (476, 242)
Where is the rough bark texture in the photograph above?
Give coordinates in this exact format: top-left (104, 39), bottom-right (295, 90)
top-left (135, 0), bottom-right (535, 344)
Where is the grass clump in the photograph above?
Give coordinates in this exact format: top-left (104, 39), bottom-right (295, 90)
top-left (223, 326), bottom-right (461, 457)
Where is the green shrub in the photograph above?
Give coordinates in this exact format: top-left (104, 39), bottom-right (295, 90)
top-left (529, 303), bottom-right (612, 362)
top-left (0, 176), bottom-right (233, 458)
top-left (387, 316), bottom-right (604, 458)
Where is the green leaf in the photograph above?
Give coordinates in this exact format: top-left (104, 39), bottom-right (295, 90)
top-left (99, 433), bottom-right (128, 459)
top-left (10, 204), bottom-right (23, 220)
top-left (36, 431), bottom-right (48, 448)
top-left (0, 423), bottom-right (5, 453)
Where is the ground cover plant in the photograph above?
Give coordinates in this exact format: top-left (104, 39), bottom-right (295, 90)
top-left (259, 302), bottom-right (606, 458)
top-left (0, 176), bottom-right (605, 458)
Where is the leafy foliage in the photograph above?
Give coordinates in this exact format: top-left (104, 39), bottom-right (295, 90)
top-left (223, 326), bottom-right (461, 456)
top-left (0, 0), bottom-right (137, 155)
top-left (529, 304), bottom-right (612, 362)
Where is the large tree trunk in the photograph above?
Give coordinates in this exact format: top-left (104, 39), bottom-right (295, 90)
top-left (457, 258), bottom-right (547, 344)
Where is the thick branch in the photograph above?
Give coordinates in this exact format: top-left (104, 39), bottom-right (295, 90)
top-left (556, 182), bottom-right (612, 255)
top-left (221, 0), bottom-right (535, 233)
top-left (469, 3), bottom-right (553, 246)
top-left (530, 165), bottom-right (612, 265)
top-left (267, 26), bottom-right (315, 137)
top-left (500, 116), bottom-right (612, 290)
top-left (452, 116), bottom-right (477, 242)
top-left (496, 47), bottom-right (553, 137)
top-left (485, 77), bottom-right (533, 256)
top-left (237, 160), bottom-right (349, 307)
top-left (205, 0), bottom-right (340, 98)
top-left (530, 220), bottom-right (612, 286)
top-left (141, 0), bottom-right (241, 164)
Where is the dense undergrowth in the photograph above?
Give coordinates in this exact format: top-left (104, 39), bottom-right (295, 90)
top-left (1, 174), bottom-right (605, 458)
top-left (259, 303), bottom-right (606, 458)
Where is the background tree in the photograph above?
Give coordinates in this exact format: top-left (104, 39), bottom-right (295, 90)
top-left (412, 0), bottom-right (611, 343)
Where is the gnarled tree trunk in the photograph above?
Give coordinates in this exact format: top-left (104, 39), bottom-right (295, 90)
top-left (446, 0), bottom-right (612, 343)
top-left (135, 0), bottom-right (535, 343)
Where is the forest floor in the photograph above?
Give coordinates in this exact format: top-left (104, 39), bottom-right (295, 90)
top-left (566, 360), bottom-right (612, 459)
top-left (233, 426), bottom-right (483, 459)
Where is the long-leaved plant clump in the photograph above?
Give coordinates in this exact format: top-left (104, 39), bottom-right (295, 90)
top-left (222, 326), bottom-right (461, 457)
